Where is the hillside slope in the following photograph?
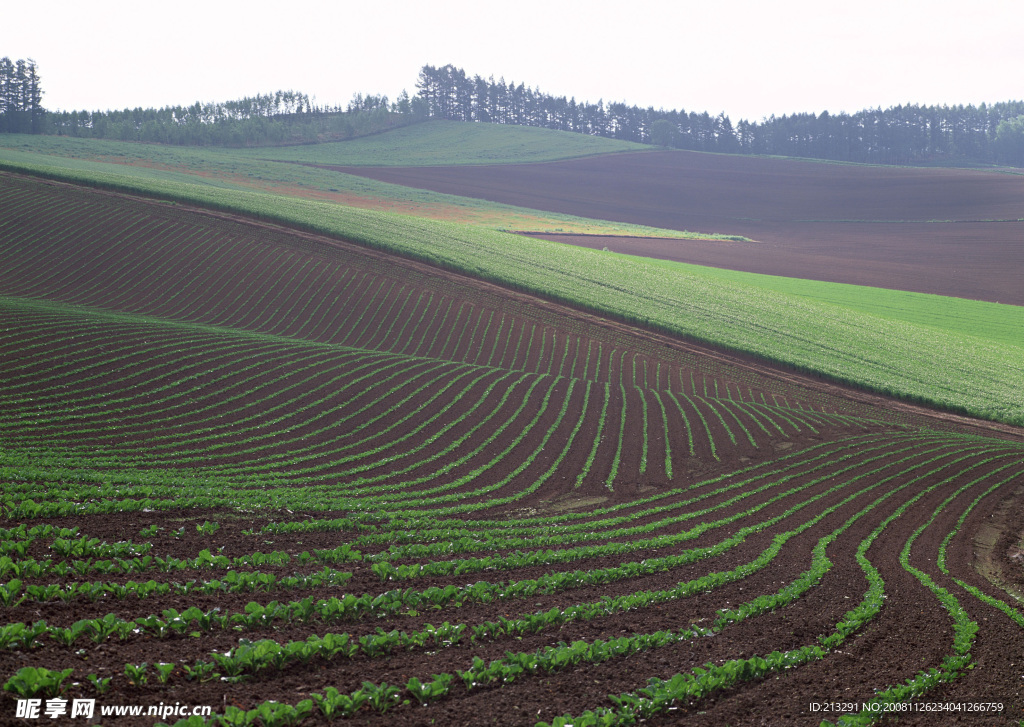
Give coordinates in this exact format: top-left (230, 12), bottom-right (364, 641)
top-left (241, 119), bottom-right (650, 166)
top-left (346, 149), bottom-right (1024, 304)
top-left (0, 173), bottom-right (897, 504)
top-left (3, 171), bottom-right (1024, 727)
top-left (1, 164), bottom-right (1020, 426)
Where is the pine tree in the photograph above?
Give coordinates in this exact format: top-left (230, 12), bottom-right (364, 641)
top-left (26, 59), bottom-right (44, 133)
top-left (0, 57), bottom-right (13, 133)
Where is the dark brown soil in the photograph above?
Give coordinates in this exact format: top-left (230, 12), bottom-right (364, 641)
top-left (2, 171), bottom-right (1024, 727)
top-left (336, 151), bottom-right (1024, 305)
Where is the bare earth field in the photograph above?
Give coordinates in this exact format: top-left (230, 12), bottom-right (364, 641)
top-left (337, 151), bottom-right (1024, 305)
top-left (2, 173), bottom-right (1024, 726)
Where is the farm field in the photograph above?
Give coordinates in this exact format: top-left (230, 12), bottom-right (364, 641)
top-left (0, 128), bottom-right (700, 239)
top-left (581, 252), bottom-right (1024, 351)
top-left (2, 164), bottom-right (1024, 727)
top-left (3, 158), bottom-right (1022, 427)
top-left (344, 150), bottom-right (1024, 305)
top-left (234, 120), bottom-right (651, 166)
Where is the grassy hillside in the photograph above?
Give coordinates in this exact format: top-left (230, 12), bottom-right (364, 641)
top-left (636, 256), bottom-right (1024, 350)
top-left (236, 119), bottom-right (650, 166)
top-left (0, 138), bottom-right (721, 239)
top-left (3, 155), bottom-right (1020, 426)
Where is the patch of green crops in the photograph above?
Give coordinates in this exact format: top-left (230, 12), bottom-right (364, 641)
top-left (633, 255), bottom-right (1024, 350)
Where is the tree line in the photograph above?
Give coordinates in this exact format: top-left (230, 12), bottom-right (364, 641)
top-left (41, 88), bottom-right (417, 147)
top-left (413, 64), bottom-right (1024, 166)
top-left (40, 90), bottom-right (418, 146)
top-left (3, 57), bottom-right (1023, 165)
top-left (0, 57), bottom-right (416, 146)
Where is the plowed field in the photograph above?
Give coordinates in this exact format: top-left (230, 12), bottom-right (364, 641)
top-left (339, 151), bottom-right (1024, 305)
top-left (2, 172), bottom-right (1024, 726)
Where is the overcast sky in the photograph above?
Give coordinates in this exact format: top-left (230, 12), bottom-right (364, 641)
top-left (4, 0), bottom-right (1023, 122)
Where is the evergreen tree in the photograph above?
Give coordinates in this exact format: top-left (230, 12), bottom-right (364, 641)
top-left (993, 115), bottom-right (1024, 166)
top-left (0, 57), bottom-right (14, 133)
top-left (25, 59), bottom-right (44, 133)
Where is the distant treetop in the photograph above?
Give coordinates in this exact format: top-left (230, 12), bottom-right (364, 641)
top-left (412, 63), bottom-right (1024, 166)
top-left (3, 57), bottom-right (1023, 166)
top-left (0, 57), bottom-right (44, 135)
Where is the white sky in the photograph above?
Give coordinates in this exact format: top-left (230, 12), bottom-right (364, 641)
top-left (4, 0), bottom-right (1023, 123)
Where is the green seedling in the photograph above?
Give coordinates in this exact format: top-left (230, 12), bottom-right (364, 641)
top-left (85, 673), bottom-right (112, 695)
top-left (3, 667), bottom-right (74, 698)
top-left (155, 662), bottom-right (175, 683)
top-left (195, 520), bottom-right (220, 536)
top-left (124, 662), bottom-right (149, 686)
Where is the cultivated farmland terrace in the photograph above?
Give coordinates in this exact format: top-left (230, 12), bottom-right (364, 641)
top-left (1, 158), bottom-right (1023, 727)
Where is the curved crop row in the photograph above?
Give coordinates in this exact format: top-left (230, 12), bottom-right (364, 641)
top-left (3, 171), bottom-right (1023, 726)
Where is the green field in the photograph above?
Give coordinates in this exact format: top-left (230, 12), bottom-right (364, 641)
top-left (0, 135), bottom-right (721, 238)
top-left (234, 119), bottom-right (650, 166)
top-left (2, 152), bottom-right (1020, 426)
top-left (637, 255), bottom-right (1024, 349)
